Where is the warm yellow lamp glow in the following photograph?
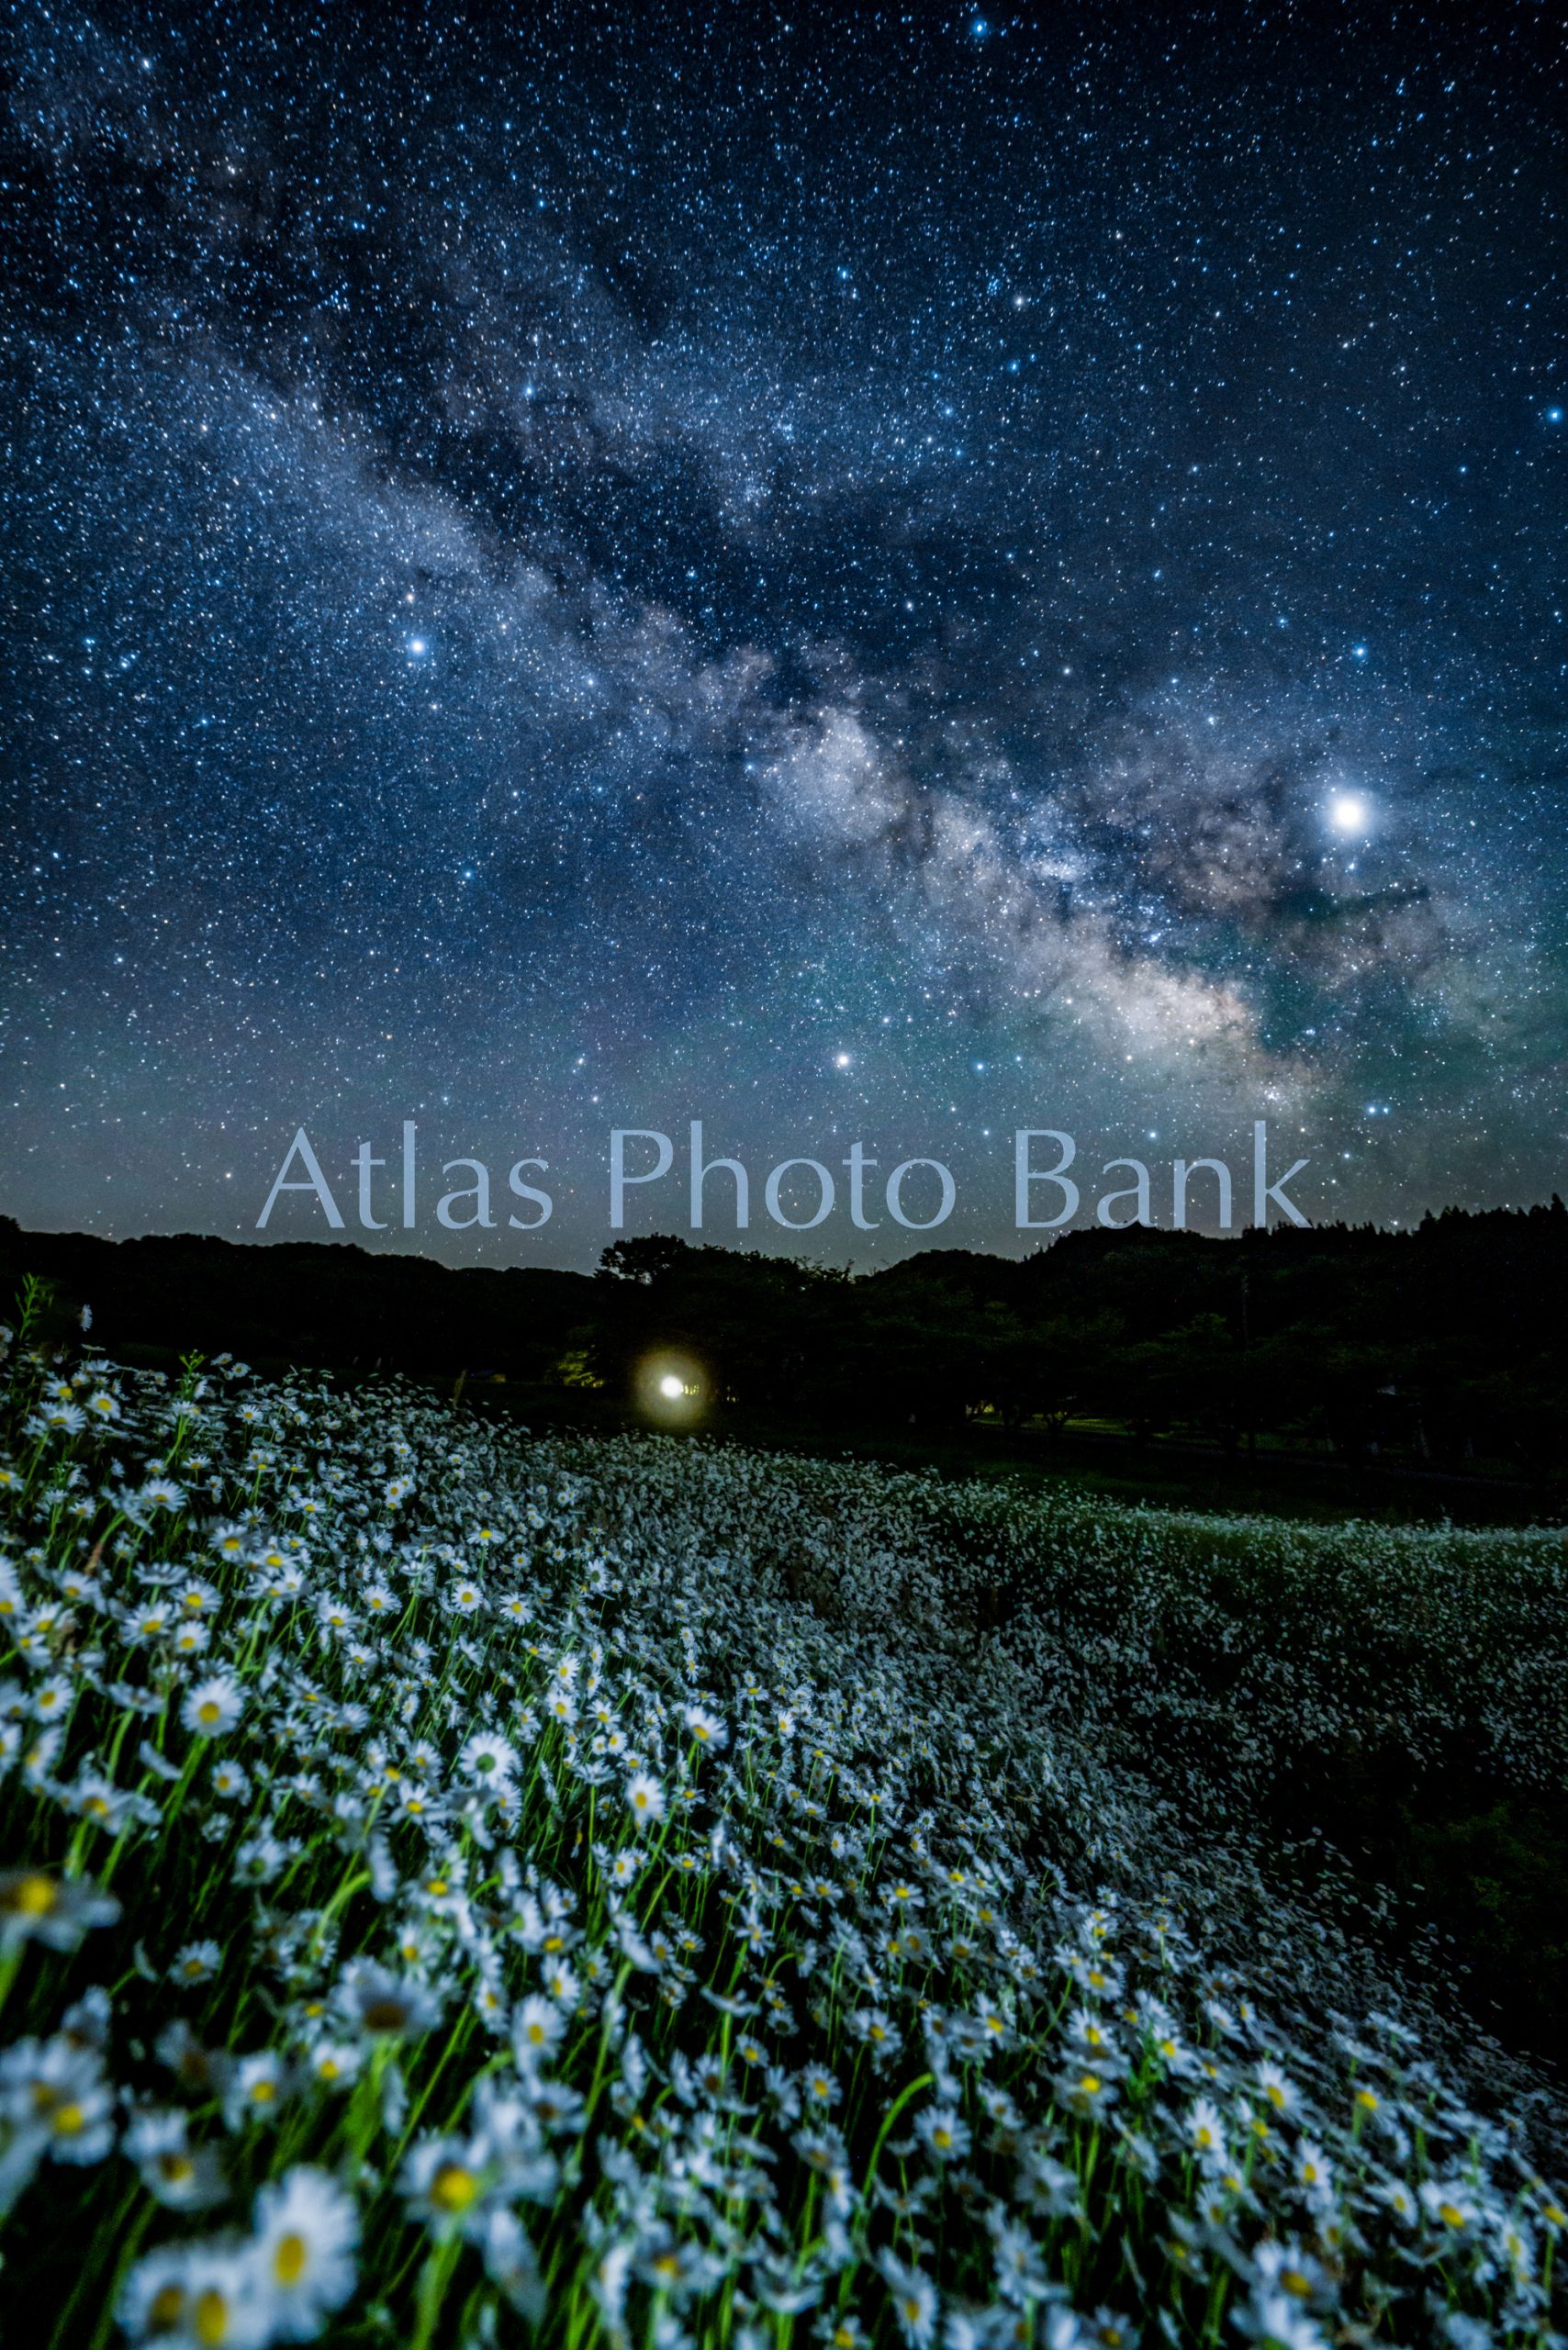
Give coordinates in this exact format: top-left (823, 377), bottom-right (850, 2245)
top-left (635, 1351), bottom-right (710, 1426)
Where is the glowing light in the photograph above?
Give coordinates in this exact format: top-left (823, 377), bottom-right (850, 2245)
top-left (834, 1051), bottom-right (851, 1069)
top-left (636, 1351), bottom-right (708, 1426)
top-left (1328, 792), bottom-right (1370, 835)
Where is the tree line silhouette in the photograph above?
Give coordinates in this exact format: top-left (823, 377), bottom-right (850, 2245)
top-left (4, 1198), bottom-right (1565, 1480)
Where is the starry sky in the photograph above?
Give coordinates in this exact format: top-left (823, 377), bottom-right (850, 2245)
top-left (3, 0), bottom-right (1565, 1264)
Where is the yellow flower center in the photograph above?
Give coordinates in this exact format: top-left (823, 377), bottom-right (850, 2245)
top-left (194, 2288), bottom-right (233, 2346)
top-left (431, 2164), bottom-right (479, 2213)
top-left (274, 2232), bottom-right (308, 2287)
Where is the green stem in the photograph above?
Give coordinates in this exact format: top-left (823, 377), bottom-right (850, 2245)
top-left (410, 2232), bottom-right (465, 2350)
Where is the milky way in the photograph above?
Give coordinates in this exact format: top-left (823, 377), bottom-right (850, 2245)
top-left (3, 2), bottom-right (1565, 1260)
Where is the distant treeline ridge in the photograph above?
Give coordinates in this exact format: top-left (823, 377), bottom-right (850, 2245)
top-left (4, 1202), bottom-right (1566, 1474)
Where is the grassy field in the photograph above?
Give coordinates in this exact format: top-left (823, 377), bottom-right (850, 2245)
top-left (451, 1382), bottom-right (1560, 1532)
top-left (0, 1290), bottom-right (1564, 2347)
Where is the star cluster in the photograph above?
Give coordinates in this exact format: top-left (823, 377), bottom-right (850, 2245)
top-left (3, 1), bottom-right (1565, 1258)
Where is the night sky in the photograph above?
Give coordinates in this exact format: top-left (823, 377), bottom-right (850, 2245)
top-left (4, 1), bottom-right (1565, 1263)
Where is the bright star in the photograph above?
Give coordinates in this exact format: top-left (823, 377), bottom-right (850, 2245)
top-left (1328, 792), bottom-right (1370, 834)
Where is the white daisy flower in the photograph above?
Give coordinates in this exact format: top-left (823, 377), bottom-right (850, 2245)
top-left (251, 2164), bottom-right (360, 2339)
top-left (182, 1674), bottom-right (244, 1738)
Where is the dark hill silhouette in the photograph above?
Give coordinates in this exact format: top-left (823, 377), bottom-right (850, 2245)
top-left (3, 1201), bottom-right (1565, 1478)
top-left (0, 1222), bottom-right (592, 1383)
